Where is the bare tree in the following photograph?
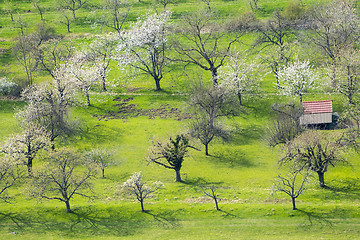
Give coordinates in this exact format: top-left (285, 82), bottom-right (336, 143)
top-left (333, 48), bottom-right (360, 105)
top-left (32, 0), bottom-right (45, 21)
top-left (307, 0), bottom-right (360, 84)
top-left (117, 11), bottom-right (171, 91)
top-left (3, 0), bottom-right (15, 22)
top-left (147, 134), bottom-right (194, 182)
top-left (255, 11), bottom-right (294, 87)
top-left (273, 167), bottom-right (311, 210)
top-left (13, 34), bottom-right (39, 86)
top-left (101, 0), bottom-right (130, 35)
top-left (59, 0), bottom-right (87, 19)
top-left (280, 130), bottom-right (347, 188)
top-left (33, 22), bottom-right (57, 47)
top-left (200, 0), bottom-right (212, 12)
top-left (153, 0), bottom-right (174, 10)
top-left (121, 172), bottom-right (163, 212)
top-left (189, 83), bottom-right (233, 155)
top-left (85, 147), bottom-right (113, 178)
top-left (59, 10), bottom-right (75, 33)
top-left (249, 0), bottom-right (260, 11)
top-left (173, 10), bottom-right (241, 86)
top-left (37, 39), bottom-right (74, 79)
top-left (200, 185), bottom-right (221, 210)
top-left (30, 149), bottom-right (96, 213)
top-left (265, 103), bottom-right (303, 147)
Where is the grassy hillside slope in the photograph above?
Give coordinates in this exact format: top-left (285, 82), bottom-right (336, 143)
top-left (0, 0), bottom-right (360, 239)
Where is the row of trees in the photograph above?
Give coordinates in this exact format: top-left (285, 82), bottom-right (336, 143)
top-left (7, 0), bottom-right (360, 108)
top-left (2, 0), bottom-right (360, 212)
top-left (0, 146), bottom-right (113, 212)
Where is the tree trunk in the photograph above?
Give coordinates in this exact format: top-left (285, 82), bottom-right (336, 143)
top-left (154, 77), bottom-right (161, 91)
top-left (211, 68), bottom-right (218, 87)
top-left (67, 22), bottom-right (71, 33)
top-left (86, 89), bottom-right (91, 106)
top-left (175, 168), bottom-right (182, 182)
top-left (291, 197), bottom-right (297, 210)
top-left (102, 168), bottom-right (105, 178)
top-left (275, 74), bottom-right (280, 89)
top-left (51, 139), bottom-right (55, 150)
top-left (205, 144), bottom-right (209, 156)
top-left (72, 10), bottom-right (76, 20)
top-left (27, 157), bottom-right (33, 176)
top-left (101, 74), bottom-right (107, 91)
top-left (332, 58), bottom-right (337, 87)
top-left (65, 200), bottom-right (72, 213)
top-left (214, 197), bottom-right (220, 211)
top-left (140, 199), bottom-right (145, 212)
top-left (237, 92), bottom-right (242, 106)
top-left (317, 171), bottom-right (325, 188)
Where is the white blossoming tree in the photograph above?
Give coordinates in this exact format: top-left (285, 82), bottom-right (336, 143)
top-left (121, 172), bottom-right (163, 212)
top-left (0, 154), bottom-right (24, 201)
top-left (84, 33), bottom-right (118, 91)
top-left (219, 51), bottom-right (262, 106)
top-left (117, 11), bottom-right (171, 91)
top-left (278, 60), bottom-right (317, 103)
top-left (16, 76), bottom-right (77, 150)
top-left (85, 147), bottom-right (113, 178)
top-left (1, 124), bottom-right (50, 175)
top-left (65, 53), bottom-right (102, 106)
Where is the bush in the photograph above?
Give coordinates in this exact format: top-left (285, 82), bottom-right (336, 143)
top-left (283, 1), bottom-right (305, 20)
top-left (226, 11), bottom-right (258, 32)
top-left (0, 77), bottom-right (17, 96)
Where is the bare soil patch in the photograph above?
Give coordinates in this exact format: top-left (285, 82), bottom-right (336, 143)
top-left (93, 97), bottom-right (192, 121)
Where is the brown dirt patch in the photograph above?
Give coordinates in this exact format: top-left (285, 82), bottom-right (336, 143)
top-left (93, 97), bottom-right (192, 121)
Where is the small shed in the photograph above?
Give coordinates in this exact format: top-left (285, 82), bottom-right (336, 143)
top-left (300, 100), bottom-right (333, 125)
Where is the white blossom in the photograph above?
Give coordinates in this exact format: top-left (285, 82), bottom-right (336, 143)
top-left (219, 51), bottom-right (262, 105)
top-left (278, 60), bottom-right (317, 103)
top-left (63, 52), bottom-right (102, 106)
top-left (121, 172), bottom-right (163, 212)
top-left (116, 11), bottom-right (171, 90)
top-left (0, 77), bottom-right (16, 96)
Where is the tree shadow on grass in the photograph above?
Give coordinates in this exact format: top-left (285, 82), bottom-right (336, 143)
top-left (211, 149), bottom-right (256, 168)
top-left (229, 123), bottom-right (264, 145)
top-left (144, 210), bottom-right (179, 229)
top-left (297, 209), bottom-right (333, 228)
top-left (324, 178), bottom-right (360, 201)
top-left (182, 177), bottom-right (224, 186)
top-left (218, 209), bottom-right (237, 218)
top-left (0, 212), bottom-right (32, 230)
top-left (75, 123), bottom-right (124, 146)
top-left (0, 206), bottom-right (168, 238)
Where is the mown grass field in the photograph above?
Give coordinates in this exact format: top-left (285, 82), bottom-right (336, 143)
top-left (1, 0), bottom-right (360, 239)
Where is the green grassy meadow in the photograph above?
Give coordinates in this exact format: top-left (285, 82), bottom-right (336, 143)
top-left (1, 0), bottom-right (360, 239)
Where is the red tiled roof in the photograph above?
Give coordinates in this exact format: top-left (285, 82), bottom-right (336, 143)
top-left (302, 100), bottom-right (332, 114)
